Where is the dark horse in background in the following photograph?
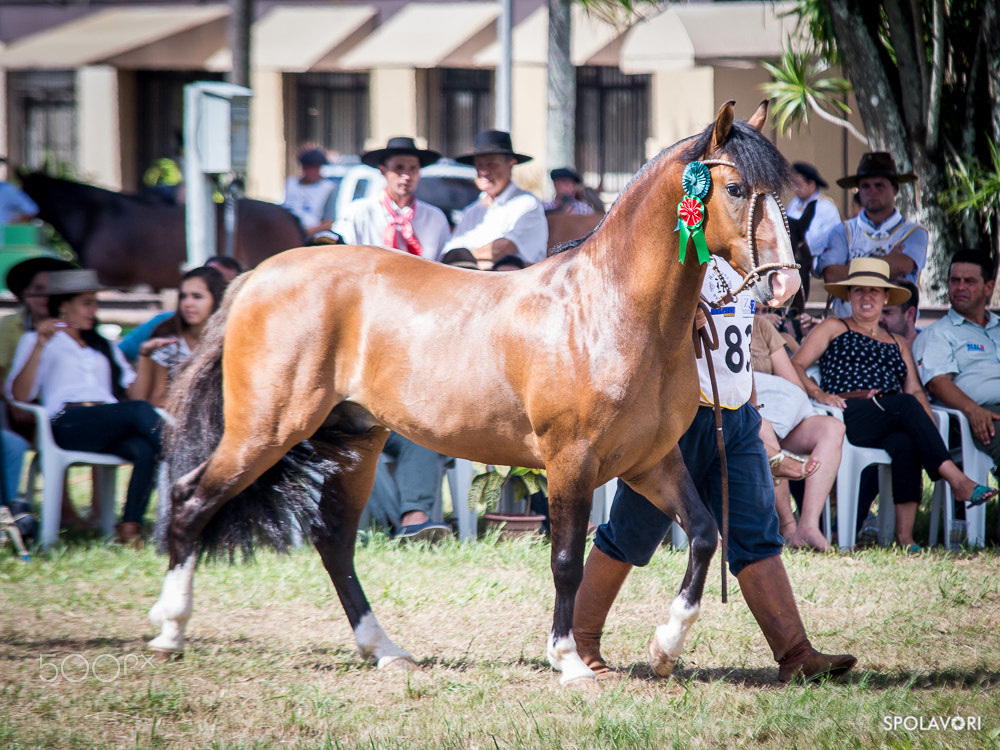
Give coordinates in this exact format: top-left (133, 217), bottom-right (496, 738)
top-left (150, 101), bottom-right (799, 687)
top-left (18, 172), bottom-right (306, 290)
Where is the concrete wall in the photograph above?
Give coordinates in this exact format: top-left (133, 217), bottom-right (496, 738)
top-left (76, 65), bottom-right (121, 190)
top-left (247, 68), bottom-right (286, 202)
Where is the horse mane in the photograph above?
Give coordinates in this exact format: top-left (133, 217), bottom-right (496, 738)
top-left (680, 118), bottom-right (792, 194)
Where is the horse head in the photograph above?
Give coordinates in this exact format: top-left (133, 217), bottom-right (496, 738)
top-left (690, 100), bottom-right (799, 307)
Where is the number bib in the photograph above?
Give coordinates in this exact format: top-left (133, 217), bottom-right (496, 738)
top-left (700, 258), bottom-right (755, 408)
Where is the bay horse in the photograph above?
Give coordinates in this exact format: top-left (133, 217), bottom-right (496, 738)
top-left (150, 101), bottom-right (799, 686)
top-left (17, 172), bottom-right (305, 290)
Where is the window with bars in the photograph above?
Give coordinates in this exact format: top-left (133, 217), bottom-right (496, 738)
top-left (8, 71), bottom-right (76, 173)
top-left (575, 66), bottom-right (650, 195)
top-left (433, 68), bottom-right (493, 159)
top-left (295, 72), bottom-right (369, 159)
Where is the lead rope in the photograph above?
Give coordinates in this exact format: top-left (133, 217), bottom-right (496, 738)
top-left (693, 297), bottom-right (729, 604)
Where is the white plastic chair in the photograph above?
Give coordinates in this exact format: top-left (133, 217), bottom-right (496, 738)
top-left (14, 401), bottom-right (129, 549)
top-left (929, 406), bottom-right (992, 548)
top-left (804, 365), bottom-right (896, 549)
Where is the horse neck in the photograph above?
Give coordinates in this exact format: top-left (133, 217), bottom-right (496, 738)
top-left (34, 179), bottom-right (98, 248)
top-left (583, 155), bottom-right (707, 342)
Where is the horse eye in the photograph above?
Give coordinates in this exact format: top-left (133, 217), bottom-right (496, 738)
top-left (726, 184), bottom-right (743, 198)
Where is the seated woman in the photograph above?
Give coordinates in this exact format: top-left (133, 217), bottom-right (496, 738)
top-left (753, 315), bottom-right (844, 551)
top-left (6, 269), bottom-right (163, 547)
top-left (791, 258), bottom-right (997, 551)
top-left (130, 266), bottom-right (227, 408)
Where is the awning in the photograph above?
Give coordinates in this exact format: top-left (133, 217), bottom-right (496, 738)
top-left (0, 6), bottom-right (230, 70)
top-left (338, 3), bottom-right (499, 69)
top-left (252, 5), bottom-right (379, 71)
top-left (620, 1), bottom-right (798, 73)
top-left (474, 5), bottom-right (635, 67)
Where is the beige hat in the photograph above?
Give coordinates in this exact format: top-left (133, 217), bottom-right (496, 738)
top-left (46, 268), bottom-right (107, 295)
top-left (824, 257), bottom-right (912, 306)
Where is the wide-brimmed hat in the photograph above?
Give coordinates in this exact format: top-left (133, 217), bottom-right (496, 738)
top-left (440, 247), bottom-right (479, 269)
top-left (5, 255), bottom-right (78, 299)
top-left (298, 148), bottom-right (328, 167)
top-left (550, 167), bottom-right (582, 183)
top-left (456, 130), bottom-right (532, 165)
top-left (792, 162), bottom-right (827, 189)
top-left (836, 152), bottom-right (917, 189)
top-left (361, 136), bottom-right (441, 169)
top-left (46, 268), bottom-right (108, 295)
top-left (824, 257), bottom-right (912, 306)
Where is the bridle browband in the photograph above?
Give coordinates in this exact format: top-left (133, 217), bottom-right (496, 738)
top-left (698, 158), bottom-right (799, 306)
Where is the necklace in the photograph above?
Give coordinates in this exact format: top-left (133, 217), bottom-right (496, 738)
top-left (850, 318), bottom-right (880, 339)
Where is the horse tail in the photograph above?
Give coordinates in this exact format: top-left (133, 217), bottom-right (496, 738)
top-left (157, 271), bottom-right (369, 560)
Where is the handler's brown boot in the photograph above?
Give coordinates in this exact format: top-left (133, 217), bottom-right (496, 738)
top-left (736, 555), bottom-right (856, 682)
top-left (572, 547), bottom-right (633, 677)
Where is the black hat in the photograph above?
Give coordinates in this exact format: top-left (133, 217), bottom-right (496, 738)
top-left (5, 255), bottom-right (78, 299)
top-left (298, 148), bottom-right (328, 167)
top-left (456, 130), bottom-right (532, 165)
top-left (550, 167), bottom-right (582, 183)
top-left (792, 162), bottom-right (827, 189)
top-left (361, 137), bottom-right (441, 169)
top-left (837, 152), bottom-right (917, 189)
top-left (440, 248), bottom-right (479, 269)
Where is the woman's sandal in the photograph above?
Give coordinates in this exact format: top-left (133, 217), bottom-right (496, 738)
top-left (769, 450), bottom-right (821, 486)
top-left (966, 484), bottom-right (998, 508)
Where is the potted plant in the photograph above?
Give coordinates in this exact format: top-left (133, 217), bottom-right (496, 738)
top-left (468, 463), bottom-right (548, 539)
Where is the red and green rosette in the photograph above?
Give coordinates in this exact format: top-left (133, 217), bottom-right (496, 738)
top-left (676, 161), bottom-right (712, 264)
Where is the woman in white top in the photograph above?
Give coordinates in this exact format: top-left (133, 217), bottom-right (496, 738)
top-left (6, 269), bottom-right (163, 546)
top-left (130, 266), bottom-right (227, 408)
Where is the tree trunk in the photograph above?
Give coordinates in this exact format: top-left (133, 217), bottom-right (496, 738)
top-left (825, 0), bottom-right (957, 302)
top-left (547, 0), bottom-right (575, 175)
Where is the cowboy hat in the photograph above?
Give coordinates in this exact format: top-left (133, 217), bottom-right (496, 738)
top-left (440, 247), bottom-right (479, 269)
top-left (792, 162), bottom-right (827, 189)
top-left (550, 167), bottom-right (583, 183)
top-left (5, 255), bottom-right (78, 299)
top-left (456, 130), bottom-right (532, 165)
top-left (361, 136), bottom-right (441, 169)
top-left (836, 152), bottom-right (917, 189)
top-left (46, 268), bottom-right (108, 295)
top-left (824, 257), bottom-right (912, 306)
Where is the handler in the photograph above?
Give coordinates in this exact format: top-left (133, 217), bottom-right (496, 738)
top-left (573, 255), bottom-right (857, 682)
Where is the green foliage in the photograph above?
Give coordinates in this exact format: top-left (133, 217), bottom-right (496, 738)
top-left (467, 463), bottom-right (548, 512)
top-left (759, 45), bottom-right (853, 137)
top-left (941, 138), bottom-right (1000, 231)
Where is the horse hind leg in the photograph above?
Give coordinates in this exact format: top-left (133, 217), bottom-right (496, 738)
top-left (310, 428), bottom-right (415, 670)
top-left (646, 457), bottom-right (718, 677)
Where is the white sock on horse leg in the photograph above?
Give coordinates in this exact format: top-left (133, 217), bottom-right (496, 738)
top-left (149, 554), bottom-right (196, 653)
top-left (548, 632), bottom-right (596, 685)
top-left (648, 596), bottom-right (701, 677)
top-left (354, 611), bottom-right (416, 670)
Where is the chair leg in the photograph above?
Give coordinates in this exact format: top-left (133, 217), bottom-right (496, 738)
top-left (40, 460), bottom-right (67, 550)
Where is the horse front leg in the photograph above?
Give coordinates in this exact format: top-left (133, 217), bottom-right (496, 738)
top-left (641, 448), bottom-right (718, 677)
top-left (311, 436), bottom-right (415, 671)
top-left (544, 470), bottom-right (598, 686)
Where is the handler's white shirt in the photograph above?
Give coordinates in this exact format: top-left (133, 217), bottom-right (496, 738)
top-left (785, 190), bottom-right (842, 259)
top-left (336, 195), bottom-right (451, 260)
top-left (443, 182), bottom-right (548, 264)
top-left (6, 330), bottom-right (136, 419)
top-left (282, 177), bottom-right (335, 231)
top-left (700, 257), bottom-right (755, 409)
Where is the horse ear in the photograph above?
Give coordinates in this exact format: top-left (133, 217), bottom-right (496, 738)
top-left (746, 100), bottom-right (769, 132)
top-left (709, 100), bottom-right (736, 153)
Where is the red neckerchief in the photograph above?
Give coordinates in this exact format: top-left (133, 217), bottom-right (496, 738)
top-left (380, 191), bottom-right (422, 256)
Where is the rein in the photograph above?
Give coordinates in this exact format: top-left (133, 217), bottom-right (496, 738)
top-left (692, 298), bottom-right (729, 604)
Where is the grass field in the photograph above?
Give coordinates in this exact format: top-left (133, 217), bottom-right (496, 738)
top-left (2, 502), bottom-right (999, 750)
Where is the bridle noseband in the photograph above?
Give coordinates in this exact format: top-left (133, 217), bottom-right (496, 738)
top-left (694, 159), bottom-right (799, 305)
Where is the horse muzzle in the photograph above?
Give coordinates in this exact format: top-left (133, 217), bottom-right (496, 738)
top-left (748, 267), bottom-right (800, 307)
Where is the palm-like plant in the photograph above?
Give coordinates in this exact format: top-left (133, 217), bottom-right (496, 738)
top-left (759, 45), bottom-right (867, 146)
top-left (942, 138), bottom-right (1000, 237)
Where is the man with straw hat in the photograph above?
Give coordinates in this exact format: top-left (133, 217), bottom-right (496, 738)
top-left (817, 152), bottom-right (927, 318)
top-left (442, 130), bottom-right (547, 268)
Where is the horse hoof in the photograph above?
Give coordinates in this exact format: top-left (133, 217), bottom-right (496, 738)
top-left (647, 638), bottom-right (677, 678)
top-left (151, 647), bottom-right (184, 664)
top-left (377, 655), bottom-right (418, 671)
